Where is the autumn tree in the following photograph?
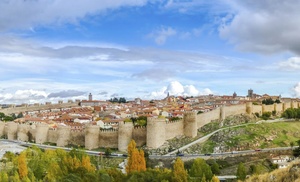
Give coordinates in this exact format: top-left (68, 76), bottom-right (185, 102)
top-left (18, 152), bottom-right (28, 180)
top-left (171, 157), bottom-right (188, 182)
top-left (126, 139), bottom-right (146, 173)
top-left (211, 175), bottom-right (220, 182)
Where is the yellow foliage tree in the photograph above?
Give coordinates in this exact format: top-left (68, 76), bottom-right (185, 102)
top-left (81, 155), bottom-right (95, 172)
top-left (211, 175), bottom-right (220, 182)
top-left (18, 152), bottom-right (28, 179)
top-left (172, 157), bottom-right (188, 182)
top-left (126, 139), bottom-right (146, 173)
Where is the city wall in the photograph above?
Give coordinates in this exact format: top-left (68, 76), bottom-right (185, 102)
top-left (224, 104), bottom-right (246, 117)
top-left (2, 101), bottom-right (300, 151)
top-left (99, 130), bottom-right (118, 148)
top-left (132, 127), bottom-right (147, 147)
top-left (165, 120), bottom-right (184, 140)
top-left (196, 108), bottom-right (220, 128)
top-left (0, 102), bottom-right (80, 115)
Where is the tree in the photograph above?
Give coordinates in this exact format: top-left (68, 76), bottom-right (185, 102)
top-left (81, 155), bottom-right (95, 172)
top-left (18, 153), bottom-right (28, 179)
top-left (171, 157), bottom-right (188, 182)
top-left (126, 140), bottom-right (146, 173)
top-left (189, 158), bottom-right (213, 181)
top-left (236, 162), bottom-right (247, 181)
top-left (211, 175), bottom-right (220, 182)
top-left (0, 171), bottom-right (8, 182)
top-left (290, 141), bottom-right (295, 149)
top-left (211, 162), bottom-right (220, 175)
top-left (0, 112), bottom-right (5, 120)
top-left (105, 148), bottom-right (112, 157)
top-left (17, 112), bottom-right (24, 118)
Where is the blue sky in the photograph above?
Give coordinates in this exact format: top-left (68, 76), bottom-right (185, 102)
top-left (0, 0), bottom-right (300, 104)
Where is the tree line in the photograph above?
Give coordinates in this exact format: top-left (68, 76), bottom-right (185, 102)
top-left (0, 140), bottom-right (223, 182)
top-left (281, 108), bottom-right (300, 119)
top-left (0, 112), bottom-right (23, 122)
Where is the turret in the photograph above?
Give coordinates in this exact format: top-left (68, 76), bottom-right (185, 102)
top-left (146, 117), bottom-right (166, 149)
top-left (35, 124), bottom-right (49, 144)
top-left (85, 125), bottom-right (100, 150)
top-left (56, 125), bottom-right (71, 147)
top-left (17, 124), bottom-right (30, 141)
top-left (246, 102), bottom-right (253, 114)
top-left (183, 112), bottom-right (197, 138)
top-left (7, 122), bottom-right (18, 140)
top-left (118, 121), bottom-right (134, 152)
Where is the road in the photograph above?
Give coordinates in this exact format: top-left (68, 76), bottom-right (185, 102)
top-left (0, 139), bottom-right (125, 158)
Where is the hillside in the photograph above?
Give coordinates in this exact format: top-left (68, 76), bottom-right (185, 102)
top-left (191, 120), bottom-right (300, 154)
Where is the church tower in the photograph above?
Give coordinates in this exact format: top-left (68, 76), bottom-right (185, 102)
top-left (88, 93), bottom-right (92, 101)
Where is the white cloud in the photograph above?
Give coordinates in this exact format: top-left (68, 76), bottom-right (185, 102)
top-left (148, 81), bottom-right (213, 99)
top-left (219, 0), bottom-right (300, 55)
top-left (278, 57), bottom-right (300, 71)
top-left (0, 0), bottom-right (148, 31)
top-left (149, 26), bottom-right (177, 45)
top-left (0, 89), bottom-right (48, 104)
top-left (293, 83), bottom-right (300, 98)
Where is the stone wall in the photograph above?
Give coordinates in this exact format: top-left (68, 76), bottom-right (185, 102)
top-left (165, 120), bottom-right (184, 140)
top-left (70, 131), bottom-right (85, 147)
top-left (146, 118), bottom-right (165, 149)
top-left (0, 121), bottom-right (5, 137)
top-left (85, 125), bottom-right (100, 150)
top-left (118, 122), bottom-right (134, 152)
top-left (283, 102), bottom-right (291, 110)
top-left (56, 126), bottom-right (71, 147)
top-left (184, 112), bottom-right (197, 138)
top-left (99, 130), bottom-right (118, 148)
top-left (263, 104), bottom-right (275, 113)
top-left (7, 122), bottom-right (18, 140)
top-left (0, 102), bottom-right (79, 115)
top-left (252, 105), bottom-right (262, 114)
top-left (224, 104), bottom-right (246, 117)
top-left (196, 108), bottom-right (220, 128)
top-left (3, 101), bottom-right (300, 151)
top-left (132, 126), bottom-right (147, 147)
top-left (35, 124), bottom-right (49, 144)
top-left (275, 103), bottom-right (283, 113)
top-left (292, 101), bottom-right (298, 108)
top-left (48, 129), bottom-right (58, 143)
top-left (17, 124), bottom-right (30, 141)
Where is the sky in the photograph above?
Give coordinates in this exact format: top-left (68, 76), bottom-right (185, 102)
top-left (1, 0), bottom-right (300, 104)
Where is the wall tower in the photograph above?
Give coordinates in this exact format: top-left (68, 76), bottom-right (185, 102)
top-left (85, 125), bottom-right (100, 150)
top-left (183, 112), bottom-right (197, 138)
top-left (35, 124), bottom-right (49, 144)
top-left (118, 121), bottom-right (134, 152)
top-left (146, 117), bottom-right (166, 149)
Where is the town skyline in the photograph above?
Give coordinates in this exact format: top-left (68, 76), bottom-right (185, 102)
top-left (1, 0), bottom-right (300, 104)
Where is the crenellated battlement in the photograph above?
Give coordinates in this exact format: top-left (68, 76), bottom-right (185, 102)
top-left (166, 119), bottom-right (182, 124)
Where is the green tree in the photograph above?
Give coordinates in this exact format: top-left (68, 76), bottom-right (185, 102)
top-left (0, 112), bottom-right (5, 120)
top-left (189, 158), bottom-right (213, 181)
top-left (172, 157), bottom-right (188, 182)
top-left (211, 162), bottom-right (220, 175)
top-left (17, 112), bottom-right (24, 118)
top-left (0, 171), bottom-right (8, 182)
top-left (236, 162), bottom-right (247, 181)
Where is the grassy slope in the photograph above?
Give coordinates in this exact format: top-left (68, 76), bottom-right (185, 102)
top-left (199, 121), bottom-right (300, 153)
